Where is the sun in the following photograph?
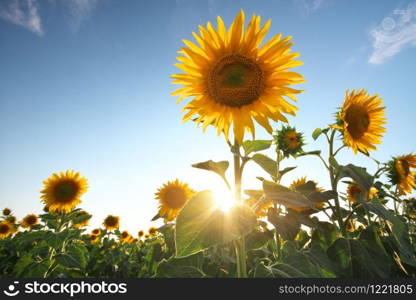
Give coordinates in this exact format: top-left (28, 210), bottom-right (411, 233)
top-left (213, 189), bottom-right (236, 213)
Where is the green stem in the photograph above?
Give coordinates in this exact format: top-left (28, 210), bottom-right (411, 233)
top-left (233, 140), bottom-right (247, 278)
top-left (328, 129), bottom-right (348, 237)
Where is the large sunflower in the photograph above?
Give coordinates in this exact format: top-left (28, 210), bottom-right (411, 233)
top-left (0, 221), bottom-right (13, 239)
top-left (171, 10), bottom-right (304, 144)
top-left (40, 170), bottom-right (88, 214)
top-left (156, 179), bottom-right (195, 221)
top-left (335, 89), bottom-right (386, 154)
top-left (103, 215), bottom-right (120, 231)
top-left (387, 154), bottom-right (416, 195)
top-left (21, 214), bottom-right (39, 228)
top-left (288, 177), bottom-right (325, 212)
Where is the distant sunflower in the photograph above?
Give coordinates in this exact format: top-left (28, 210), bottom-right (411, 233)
top-left (288, 177), bottom-right (325, 212)
top-left (90, 234), bottom-right (99, 243)
top-left (103, 215), bottom-right (120, 230)
top-left (73, 210), bottom-right (91, 228)
top-left (138, 230), bottom-right (144, 238)
top-left (0, 221), bottom-right (13, 239)
top-left (347, 182), bottom-right (378, 203)
top-left (387, 154), bottom-right (416, 195)
top-left (21, 214), bottom-right (39, 228)
top-left (244, 190), bottom-right (272, 217)
top-left (40, 170), bottom-right (88, 214)
top-left (7, 215), bottom-right (16, 224)
top-left (119, 231), bottom-right (132, 244)
top-left (156, 179), bottom-right (195, 221)
top-left (91, 228), bottom-right (101, 236)
top-left (148, 227), bottom-right (157, 235)
top-left (334, 89), bottom-right (386, 154)
top-left (2, 208), bottom-right (11, 216)
top-left (172, 10), bottom-right (304, 144)
top-left (274, 125), bottom-right (304, 157)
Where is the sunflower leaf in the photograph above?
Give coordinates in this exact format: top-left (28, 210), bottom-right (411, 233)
top-left (252, 154), bottom-right (277, 180)
top-left (191, 160), bottom-right (229, 178)
top-left (312, 128), bottom-right (322, 140)
top-left (242, 140), bottom-right (272, 156)
top-left (263, 180), bottom-right (315, 209)
top-left (175, 191), bottom-right (256, 258)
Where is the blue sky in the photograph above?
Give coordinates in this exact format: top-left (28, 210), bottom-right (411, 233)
top-left (0, 0), bottom-right (415, 234)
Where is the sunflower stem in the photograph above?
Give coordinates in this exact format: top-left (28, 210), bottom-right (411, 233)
top-left (328, 129), bottom-right (348, 237)
top-left (233, 140), bottom-right (247, 278)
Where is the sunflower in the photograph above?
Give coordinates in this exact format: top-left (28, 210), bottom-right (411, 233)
top-left (138, 230), bottom-right (144, 238)
top-left (171, 10), bottom-right (304, 144)
top-left (21, 214), bottom-right (39, 228)
top-left (0, 221), bottom-right (13, 239)
top-left (103, 215), bottom-right (120, 230)
top-left (40, 170), bottom-right (88, 214)
top-left (387, 154), bottom-right (416, 195)
top-left (334, 89), bottom-right (386, 154)
top-left (90, 234), bottom-right (99, 243)
top-left (119, 231), bottom-right (132, 244)
top-left (2, 208), bottom-right (11, 216)
top-left (156, 179), bottom-right (195, 221)
top-left (91, 228), bottom-right (101, 236)
top-left (73, 210), bottom-right (91, 228)
top-left (347, 182), bottom-right (378, 203)
top-left (288, 177), bottom-right (325, 212)
top-left (148, 227), bottom-right (157, 235)
top-left (274, 125), bottom-right (304, 157)
top-left (244, 190), bottom-right (272, 217)
top-left (7, 215), bottom-right (16, 224)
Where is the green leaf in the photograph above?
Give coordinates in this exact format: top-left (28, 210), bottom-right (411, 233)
top-left (242, 140), bottom-right (272, 156)
top-left (267, 210), bottom-right (300, 240)
top-left (45, 232), bottom-right (63, 249)
top-left (263, 180), bottom-right (315, 208)
top-left (327, 238), bottom-right (353, 277)
top-left (252, 154), bottom-right (277, 180)
top-left (312, 128), bottom-right (322, 140)
top-left (175, 191), bottom-right (257, 258)
top-left (22, 261), bottom-right (49, 278)
top-left (191, 160), bottom-right (229, 178)
top-left (278, 166), bottom-right (297, 178)
top-left (56, 253), bottom-right (83, 270)
top-left (156, 252), bottom-right (205, 278)
top-left (72, 213), bottom-right (92, 225)
top-left (245, 229), bottom-right (274, 250)
top-left (13, 255), bottom-right (33, 277)
top-left (297, 150), bottom-right (322, 157)
top-left (66, 243), bottom-right (88, 269)
top-left (311, 222), bottom-right (340, 251)
top-left (338, 164), bottom-right (374, 192)
top-left (253, 262), bottom-right (306, 278)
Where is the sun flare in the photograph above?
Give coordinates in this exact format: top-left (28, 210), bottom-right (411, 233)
top-left (213, 189), bottom-right (236, 213)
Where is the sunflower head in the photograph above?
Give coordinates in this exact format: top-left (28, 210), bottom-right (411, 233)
top-left (91, 228), bottom-right (101, 236)
top-left (119, 231), bottom-right (132, 244)
top-left (404, 198), bottom-right (416, 218)
top-left (2, 208), bottom-right (11, 216)
top-left (334, 89), bottom-right (386, 154)
top-left (346, 219), bottom-right (356, 232)
top-left (274, 125), bottom-right (304, 157)
top-left (156, 179), bottom-right (196, 221)
top-left (148, 227), bottom-right (157, 235)
top-left (138, 230), bottom-right (144, 238)
top-left (244, 190), bottom-right (272, 218)
top-left (144, 234), bottom-right (150, 239)
top-left (287, 177), bottom-right (325, 212)
top-left (0, 221), bottom-right (14, 239)
top-left (21, 214), bottom-right (39, 228)
top-left (387, 154), bottom-right (416, 195)
top-left (90, 234), bottom-right (99, 243)
top-left (73, 210), bottom-right (91, 228)
top-left (172, 10), bottom-right (304, 144)
top-left (40, 170), bottom-right (88, 214)
top-left (7, 215), bottom-right (16, 224)
top-left (347, 182), bottom-right (378, 203)
top-left (103, 215), bottom-right (120, 231)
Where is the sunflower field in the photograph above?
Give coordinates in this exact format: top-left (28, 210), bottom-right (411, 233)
top-left (1, 10), bottom-right (416, 279)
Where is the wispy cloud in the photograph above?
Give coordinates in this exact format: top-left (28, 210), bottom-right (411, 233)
top-left (294, 0), bottom-right (324, 16)
top-left (0, 0), bottom-right (43, 36)
top-left (369, 2), bottom-right (416, 64)
top-left (63, 0), bottom-right (100, 33)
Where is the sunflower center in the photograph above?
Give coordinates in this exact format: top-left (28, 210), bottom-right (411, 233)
top-left (345, 104), bottom-right (370, 139)
top-left (0, 224), bottom-right (10, 234)
top-left (53, 181), bottom-right (78, 203)
top-left (207, 54), bottom-right (264, 107)
top-left (284, 131), bottom-right (300, 149)
top-left (26, 216), bottom-right (37, 225)
top-left (105, 217), bottom-right (118, 227)
top-left (164, 187), bottom-right (188, 209)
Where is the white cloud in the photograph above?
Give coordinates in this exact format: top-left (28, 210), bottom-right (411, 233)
top-left (294, 0), bottom-right (324, 15)
top-left (369, 3), bottom-right (416, 64)
top-left (63, 0), bottom-right (100, 33)
top-left (0, 0), bottom-right (43, 36)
